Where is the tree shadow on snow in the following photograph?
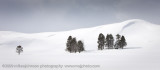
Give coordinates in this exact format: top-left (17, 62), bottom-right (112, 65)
top-left (123, 47), bottom-right (142, 49)
top-left (81, 47), bottom-right (142, 53)
top-left (83, 50), bottom-right (96, 53)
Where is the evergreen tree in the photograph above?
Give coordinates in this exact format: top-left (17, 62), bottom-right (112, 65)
top-left (109, 34), bottom-right (114, 49)
top-left (114, 34), bottom-right (121, 49)
top-left (70, 38), bottom-right (78, 53)
top-left (77, 40), bottom-right (84, 53)
top-left (97, 33), bottom-right (105, 50)
top-left (105, 34), bottom-right (114, 49)
top-left (105, 34), bottom-right (109, 48)
top-left (120, 35), bottom-right (127, 49)
top-left (16, 45), bottom-right (23, 55)
top-left (66, 36), bottom-right (72, 52)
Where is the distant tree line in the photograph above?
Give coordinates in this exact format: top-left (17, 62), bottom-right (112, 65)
top-left (97, 33), bottom-right (127, 50)
top-left (66, 36), bottom-right (85, 53)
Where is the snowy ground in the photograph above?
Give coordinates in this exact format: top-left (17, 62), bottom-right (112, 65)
top-left (0, 19), bottom-right (160, 70)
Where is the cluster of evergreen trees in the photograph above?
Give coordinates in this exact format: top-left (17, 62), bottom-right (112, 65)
top-left (97, 33), bottom-right (127, 50)
top-left (66, 36), bottom-right (85, 53)
top-left (114, 34), bottom-right (127, 49)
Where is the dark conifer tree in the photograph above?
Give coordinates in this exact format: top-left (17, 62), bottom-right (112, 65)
top-left (97, 33), bottom-right (105, 50)
top-left (70, 38), bottom-right (78, 53)
top-left (66, 36), bottom-right (72, 52)
top-left (105, 34), bottom-right (114, 49)
top-left (120, 35), bottom-right (127, 49)
top-left (77, 40), bottom-right (84, 53)
top-left (109, 34), bottom-right (114, 49)
top-left (16, 45), bottom-right (23, 55)
top-left (114, 34), bottom-right (121, 49)
top-left (105, 34), bottom-right (109, 48)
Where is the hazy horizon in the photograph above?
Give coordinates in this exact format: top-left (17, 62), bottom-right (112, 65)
top-left (0, 0), bottom-right (160, 33)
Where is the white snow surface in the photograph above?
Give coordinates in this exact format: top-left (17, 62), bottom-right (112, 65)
top-left (0, 19), bottom-right (160, 70)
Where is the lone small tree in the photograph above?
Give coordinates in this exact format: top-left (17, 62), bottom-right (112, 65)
top-left (16, 45), bottom-right (23, 55)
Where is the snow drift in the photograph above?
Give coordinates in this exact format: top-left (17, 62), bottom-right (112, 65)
top-left (0, 19), bottom-right (160, 70)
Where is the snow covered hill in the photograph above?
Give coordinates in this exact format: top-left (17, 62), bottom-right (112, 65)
top-left (0, 19), bottom-right (160, 70)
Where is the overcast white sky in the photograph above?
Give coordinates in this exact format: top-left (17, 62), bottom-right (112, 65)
top-left (0, 0), bottom-right (160, 33)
